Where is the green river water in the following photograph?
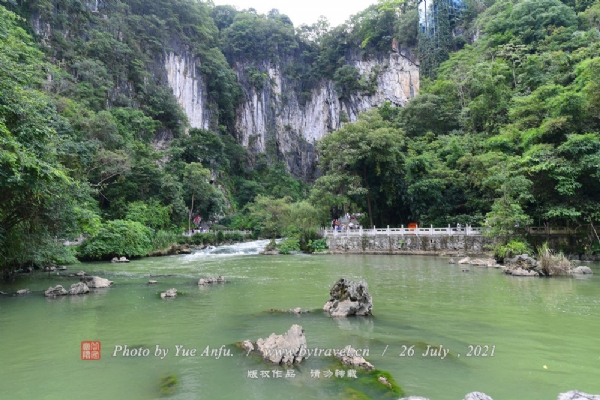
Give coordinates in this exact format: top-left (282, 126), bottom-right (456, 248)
top-left (0, 240), bottom-right (599, 400)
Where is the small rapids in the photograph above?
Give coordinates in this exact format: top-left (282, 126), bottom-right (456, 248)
top-left (184, 239), bottom-right (277, 259)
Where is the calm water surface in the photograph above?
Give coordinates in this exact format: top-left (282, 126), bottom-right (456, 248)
top-left (1, 240), bottom-right (599, 399)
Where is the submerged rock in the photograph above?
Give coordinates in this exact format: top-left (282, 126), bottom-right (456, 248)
top-left (161, 288), bottom-right (177, 299)
top-left (16, 289), bottom-right (30, 295)
top-left (241, 340), bottom-right (254, 354)
top-left (334, 345), bottom-right (374, 371)
top-left (198, 275), bottom-right (227, 285)
top-left (377, 376), bottom-right (392, 388)
top-left (58, 266), bottom-right (67, 270)
top-left (148, 280), bottom-right (158, 284)
top-left (269, 307), bottom-right (311, 315)
top-left (45, 285), bottom-right (68, 297)
top-left (0, 291), bottom-right (7, 295)
top-left (571, 266), bottom-right (593, 275)
top-left (80, 276), bottom-right (114, 288)
top-left (464, 393), bottom-right (493, 400)
top-left (558, 390), bottom-right (600, 400)
top-left (323, 278), bottom-right (373, 317)
top-left (254, 324), bottom-right (307, 365)
top-left (68, 282), bottom-right (90, 295)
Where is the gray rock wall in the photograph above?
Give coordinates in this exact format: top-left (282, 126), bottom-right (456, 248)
top-left (326, 234), bottom-right (493, 255)
top-left (233, 53), bottom-right (419, 178)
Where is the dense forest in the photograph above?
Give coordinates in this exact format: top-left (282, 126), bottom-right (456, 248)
top-left (1, 0), bottom-right (600, 273)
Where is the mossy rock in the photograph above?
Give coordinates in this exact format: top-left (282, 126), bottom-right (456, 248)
top-left (343, 387), bottom-right (373, 400)
top-left (159, 374), bottom-right (178, 396)
top-left (355, 369), bottom-right (404, 398)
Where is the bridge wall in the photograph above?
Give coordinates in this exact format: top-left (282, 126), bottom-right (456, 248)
top-left (326, 234), bottom-right (495, 255)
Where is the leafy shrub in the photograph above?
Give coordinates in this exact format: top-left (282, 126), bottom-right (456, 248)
top-left (278, 238), bottom-right (300, 254)
top-left (308, 238), bottom-right (328, 252)
top-left (78, 220), bottom-right (152, 260)
top-left (151, 230), bottom-right (178, 251)
top-left (297, 228), bottom-right (320, 252)
top-left (494, 239), bottom-right (532, 259)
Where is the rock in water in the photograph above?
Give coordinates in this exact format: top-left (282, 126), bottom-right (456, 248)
top-left (68, 282), bottom-right (90, 295)
top-left (76, 271), bottom-right (86, 276)
top-left (161, 288), bottom-right (177, 299)
top-left (80, 276), bottom-right (113, 288)
top-left (399, 397), bottom-right (430, 400)
top-left (448, 258), bottom-right (456, 264)
top-left (148, 280), bottom-right (158, 284)
top-left (241, 340), bottom-right (254, 354)
top-left (464, 392), bottom-right (493, 400)
top-left (16, 289), bottom-right (30, 295)
top-left (505, 254), bottom-right (538, 268)
top-left (571, 266), bottom-right (593, 275)
top-left (45, 285), bottom-right (68, 297)
top-left (198, 275), bottom-right (227, 285)
top-left (558, 391), bottom-right (600, 400)
top-left (334, 345), bottom-right (374, 370)
top-left (255, 324), bottom-right (307, 365)
top-left (458, 257), bottom-right (471, 264)
top-left (508, 267), bottom-right (540, 277)
top-left (323, 278), bottom-right (373, 316)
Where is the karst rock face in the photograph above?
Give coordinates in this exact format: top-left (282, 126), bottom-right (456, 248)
top-left (163, 50), bottom-right (419, 179)
top-left (323, 278), bottom-right (373, 317)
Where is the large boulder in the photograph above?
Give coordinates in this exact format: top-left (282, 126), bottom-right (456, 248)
top-left (80, 276), bottom-right (113, 288)
top-left (68, 282), bottom-right (90, 295)
top-left (571, 266), bottom-right (593, 275)
top-left (254, 324), bottom-right (307, 365)
top-left (557, 391), bottom-right (600, 400)
top-left (334, 345), bottom-right (374, 370)
top-left (323, 278), bottom-right (373, 317)
top-left (464, 393), bottom-right (493, 400)
top-left (505, 254), bottom-right (538, 268)
top-left (503, 254), bottom-right (542, 277)
top-left (45, 285), bottom-right (68, 297)
top-left (198, 275), bottom-right (226, 285)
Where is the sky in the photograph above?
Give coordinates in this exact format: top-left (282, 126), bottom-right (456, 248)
top-left (210, 0), bottom-right (378, 28)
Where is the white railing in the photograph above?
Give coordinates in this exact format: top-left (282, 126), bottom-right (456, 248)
top-left (182, 230), bottom-right (252, 237)
top-left (321, 225), bottom-right (483, 236)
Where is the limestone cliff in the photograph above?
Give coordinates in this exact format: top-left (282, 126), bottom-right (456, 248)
top-left (164, 52), bottom-right (212, 131)
top-left (233, 52), bottom-right (418, 178)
